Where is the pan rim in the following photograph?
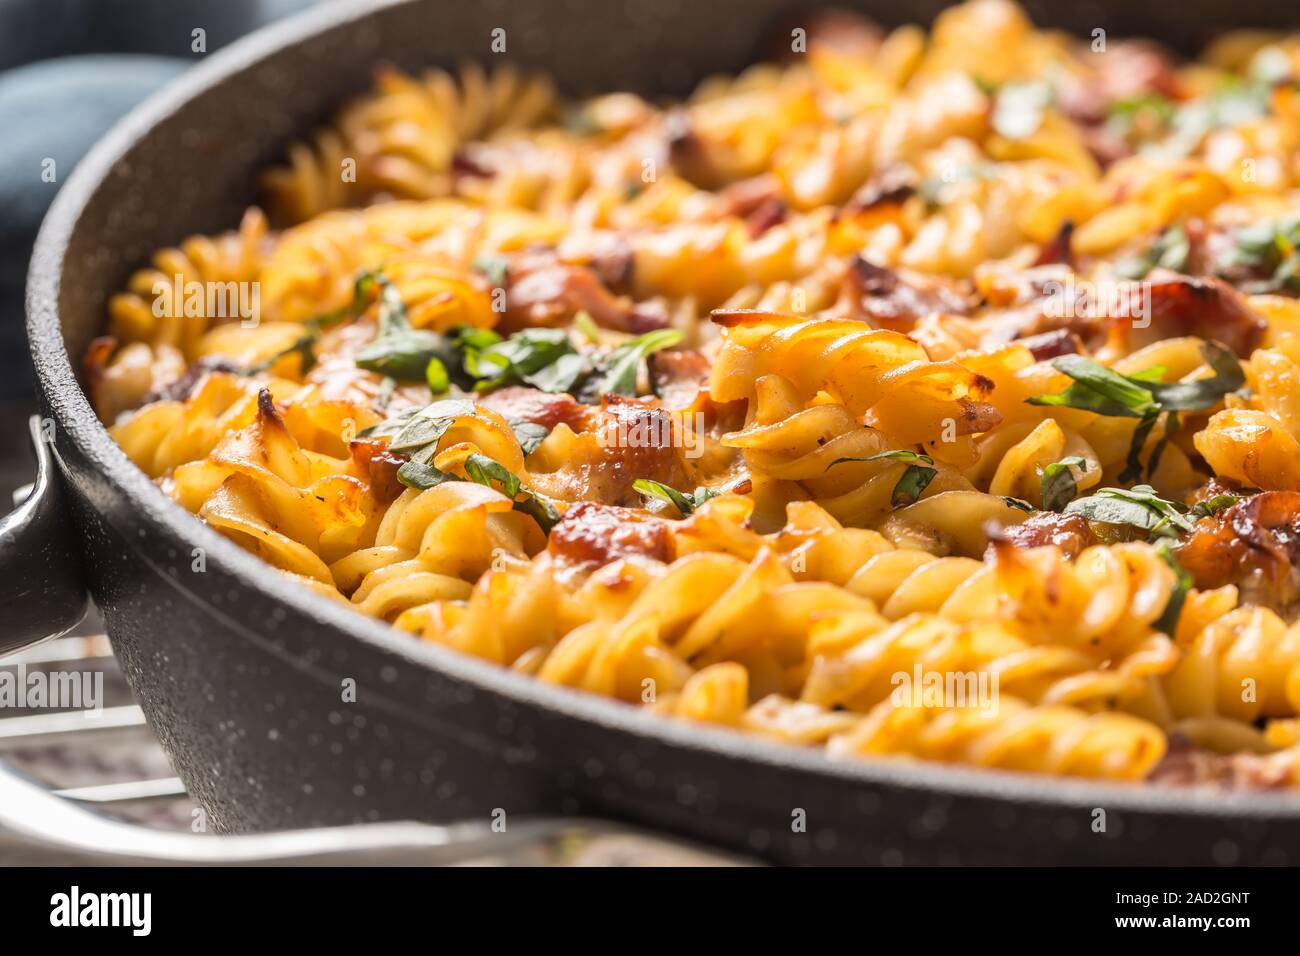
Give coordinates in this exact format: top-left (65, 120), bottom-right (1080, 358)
top-left (25, 0), bottom-right (1300, 822)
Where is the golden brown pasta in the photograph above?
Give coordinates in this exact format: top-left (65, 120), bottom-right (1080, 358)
top-left (87, 0), bottom-right (1300, 789)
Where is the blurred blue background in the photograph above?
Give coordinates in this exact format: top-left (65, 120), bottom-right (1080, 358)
top-left (0, 0), bottom-right (318, 398)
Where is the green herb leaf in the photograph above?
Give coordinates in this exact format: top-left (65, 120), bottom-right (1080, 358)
top-left (456, 326), bottom-right (504, 351)
top-left (1143, 343), bottom-right (1245, 411)
top-left (1144, 410), bottom-right (1181, 480)
top-left (1189, 493), bottom-right (1245, 518)
top-left (305, 269), bottom-right (384, 333)
top-left (828, 449), bottom-right (936, 470)
top-left (599, 328), bottom-right (684, 397)
top-left (1153, 78), bottom-right (1273, 159)
top-left (369, 398), bottom-right (475, 450)
top-left (633, 475), bottom-right (751, 517)
top-left (425, 357), bottom-right (449, 394)
top-left (466, 328), bottom-right (581, 392)
top-left (1216, 216), bottom-right (1300, 292)
top-left (351, 272), bottom-right (463, 382)
top-left (633, 478), bottom-right (699, 516)
top-left (1119, 411), bottom-right (1161, 485)
top-left (1151, 224), bottom-right (1192, 273)
top-left (891, 464), bottom-right (938, 507)
top-left (1120, 224), bottom-right (1191, 279)
top-left (524, 352), bottom-right (592, 394)
top-left (1106, 93), bottom-right (1175, 129)
top-left (509, 419), bottom-right (550, 455)
top-left (373, 274), bottom-right (409, 336)
top-left (463, 454), bottom-right (564, 533)
top-left (992, 80), bottom-right (1053, 140)
top-left (250, 271), bottom-right (388, 374)
top-left (249, 330), bottom-right (320, 374)
top-left (825, 449), bottom-right (938, 508)
top-left (512, 493), bottom-right (562, 535)
top-left (1033, 344), bottom-right (1244, 483)
top-left (397, 451), bottom-right (561, 533)
top-left (1040, 456), bottom-right (1088, 512)
top-left (396, 460), bottom-right (458, 490)
top-left (357, 328), bottom-right (459, 381)
top-left (1064, 485), bottom-right (1195, 537)
top-left (1153, 540), bottom-right (1193, 635)
top-left (1028, 355), bottom-right (1157, 418)
top-left (472, 254), bottom-right (510, 287)
top-left (464, 453), bottom-right (523, 498)
top-left (1002, 496), bottom-right (1035, 513)
top-left (573, 310), bottom-right (601, 343)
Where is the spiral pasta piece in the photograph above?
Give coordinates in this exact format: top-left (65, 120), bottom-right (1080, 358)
top-left (262, 62), bottom-right (559, 224)
top-left (828, 694), bottom-right (1167, 781)
top-left (84, 0), bottom-right (1300, 789)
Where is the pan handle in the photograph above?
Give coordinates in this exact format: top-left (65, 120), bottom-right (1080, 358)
top-left (0, 761), bottom-right (746, 866)
top-left (0, 416), bottom-right (89, 656)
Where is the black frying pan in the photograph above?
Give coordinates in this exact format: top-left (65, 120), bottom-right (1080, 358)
top-left (11, 0), bottom-right (1300, 865)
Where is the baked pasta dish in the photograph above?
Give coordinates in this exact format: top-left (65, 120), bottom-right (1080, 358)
top-left (86, 0), bottom-right (1300, 788)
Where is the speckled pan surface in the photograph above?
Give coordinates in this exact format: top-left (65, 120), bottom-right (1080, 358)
top-left (23, 0), bottom-right (1300, 864)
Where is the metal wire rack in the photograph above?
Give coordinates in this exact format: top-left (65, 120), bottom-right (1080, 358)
top-left (0, 627), bottom-right (743, 865)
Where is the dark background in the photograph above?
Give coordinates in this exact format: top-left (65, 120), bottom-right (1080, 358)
top-left (0, 0), bottom-right (313, 402)
top-left (6, 0), bottom-right (1300, 403)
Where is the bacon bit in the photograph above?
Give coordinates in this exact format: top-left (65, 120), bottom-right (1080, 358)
top-left (1187, 476), bottom-right (1244, 507)
top-left (1017, 328), bottom-right (1084, 361)
top-left (709, 309), bottom-right (786, 328)
top-left (145, 356), bottom-right (245, 404)
top-left (599, 394), bottom-right (674, 436)
top-left (547, 501), bottom-right (675, 568)
top-left (648, 349), bottom-right (711, 410)
top-left (743, 196), bottom-right (788, 237)
top-left (1058, 41), bottom-right (1182, 121)
top-left (715, 174), bottom-right (780, 217)
top-left (712, 174), bottom-right (789, 237)
top-left (451, 148), bottom-right (494, 178)
top-left (586, 397), bottom-right (695, 504)
top-left (1148, 736), bottom-right (1294, 790)
top-left (504, 259), bottom-right (640, 332)
top-left (664, 109), bottom-right (721, 190)
top-left (1097, 40), bottom-right (1183, 102)
top-left (82, 335), bottom-right (117, 386)
top-left (846, 256), bottom-right (974, 332)
top-left (992, 512), bottom-right (1098, 559)
top-left (955, 398), bottom-right (1003, 435)
top-left (1032, 220), bottom-right (1075, 267)
top-left (1133, 272), bottom-right (1267, 358)
top-left (626, 304), bottom-right (671, 333)
top-left (478, 386), bottom-right (592, 431)
top-left (1176, 492), bottom-right (1300, 601)
top-left (1055, 40), bottom-right (1182, 167)
top-left (589, 243), bottom-right (635, 292)
top-left (1079, 125), bottom-right (1134, 168)
top-left (1202, 221), bottom-right (1295, 290)
top-left (664, 110), bottom-right (758, 192)
top-left (845, 165), bottom-right (917, 213)
top-left (256, 387), bottom-right (278, 420)
top-left (555, 233), bottom-right (636, 291)
top-left (349, 437), bottom-right (406, 503)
